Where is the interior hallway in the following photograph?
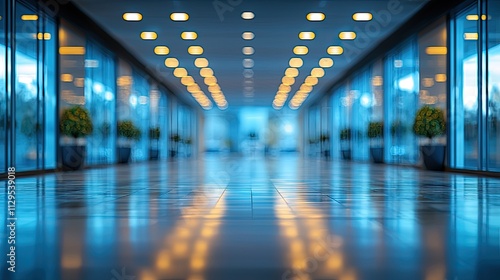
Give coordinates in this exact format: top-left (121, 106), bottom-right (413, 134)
top-left (2, 155), bottom-right (500, 280)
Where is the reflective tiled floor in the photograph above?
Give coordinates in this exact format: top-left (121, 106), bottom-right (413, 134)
top-left (2, 155), bottom-right (500, 280)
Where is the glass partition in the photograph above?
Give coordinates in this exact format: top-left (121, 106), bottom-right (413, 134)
top-left (85, 41), bottom-right (116, 165)
top-left (384, 38), bottom-right (419, 164)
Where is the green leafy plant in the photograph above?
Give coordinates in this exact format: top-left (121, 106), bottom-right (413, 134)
top-left (117, 120), bottom-right (141, 141)
top-left (340, 128), bottom-right (351, 141)
top-left (367, 122), bottom-right (384, 139)
top-left (59, 106), bottom-right (93, 138)
top-left (170, 133), bottom-right (181, 142)
top-left (390, 120), bottom-right (406, 137)
top-left (413, 106), bottom-right (446, 139)
top-left (320, 133), bottom-right (330, 142)
top-left (184, 137), bottom-right (192, 145)
top-left (149, 127), bottom-right (161, 140)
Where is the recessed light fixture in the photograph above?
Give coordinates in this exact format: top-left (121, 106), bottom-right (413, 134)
top-left (279, 85), bottom-right (291, 92)
top-left (59, 46), bottom-right (86, 55)
top-left (123, 13), bottom-right (142, 21)
top-left (194, 58), bottom-right (209, 68)
top-left (435, 74), bottom-right (447, 82)
top-left (464, 33), bottom-right (479, 40)
top-left (311, 68), bottom-right (325, 78)
top-left (352, 12), bottom-right (372, 21)
top-left (242, 47), bottom-right (255, 55)
top-left (165, 58), bottom-right (179, 68)
top-left (289, 58), bottom-right (303, 68)
top-left (293, 46), bottom-right (309, 55)
top-left (188, 46), bottom-right (204, 55)
top-left (242, 32), bottom-right (255, 40)
top-left (285, 68), bottom-right (299, 77)
top-left (319, 58), bottom-right (334, 68)
top-left (327, 46), bottom-right (344, 55)
top-left (140, 32), bottom-right (157, 40)
top-left (425, 46), bottom-right (448, 55)
top-left (181, 32), bottom-right (198, 40)
top-left (243, 69), bottom-right (254, 78)
top-left (306, 12), bottom-right (325, 22)
top-left (60, 74), bottom-right (73, 82)
top-left (241, 12), bottom-right (255, 20)
top-left (181, 76), bottom-right (195, 86)
top-left (305, 76), bottom-right (319, 86)
top-left (205, 76), bottom-right (218, 86)
top-left (243, 59), bottom-right (254, 68)
top-left (37, 33), bottom-right (51, 40)
top-left (173, 68), bottom-right (188, 78)
top-left (200, 68), bottom-right (214, 77)
top-left (21, 14), bottom-right (38, 21)
top-left (282, 76), bottom-right (295, 86)
top-left (170, 12), bottom-right (189, 21)
top-left (299, 32), bottom-right (315, 40)
top-left (339, 32), bottom-right (356, 40)
top-left (154, 46), bottom-right (170, 55)
top-left (300, 84), bottom-right (313, 92)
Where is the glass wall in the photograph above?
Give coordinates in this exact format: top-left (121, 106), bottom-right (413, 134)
top-left (487, 0), bottom-right (500, 171)
top-left (350, 68), bottom-right (371, 161)
top-left (0, 0), bottom-right (5, 172)
top-left (14, 3), bottom-right (56, 171)
top-left (85, 41), bottom-right (116, 165)
top-left (384, 38), bottom-right (419, 164)
top-left (451, 1), bottom-right (500, 172)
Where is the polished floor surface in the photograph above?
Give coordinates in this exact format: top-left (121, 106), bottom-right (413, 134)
top-left (2, 155), bottom-right (500, 280)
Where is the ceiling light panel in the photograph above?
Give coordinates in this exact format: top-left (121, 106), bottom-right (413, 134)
top-left (242, 32), bottom-right (255, 40)
top-left (123, 13), bottom-right (142, 21)
top-left (181, 32), bottom-right (198, 40)
top-left (299, 32), bottom-right (315, 40)
top-left (188, 46), bottom-right (204, 55)
top-left (352, 13), bottom-right (373, 21)
top-left (306, 13), bottom-right (325, 22)
top-left (171, 13), bottom-right (189, 21)
top-left (327, 46), bottom-right (344, 55)
top-left (140, 32), bottom-right (157, 40)
top-left (339, 32), bottom-right (356, 40)
top-left (293, 46), bottom-right (309, 55)
top-left (241, 12), bottom-right (255, 20)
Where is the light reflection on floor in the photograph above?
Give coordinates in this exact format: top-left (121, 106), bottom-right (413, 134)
top-left (1, 154), bottom-right (500, 280)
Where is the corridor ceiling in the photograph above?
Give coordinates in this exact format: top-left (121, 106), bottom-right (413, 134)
top-left (71, 0), bottom-right (430, 110)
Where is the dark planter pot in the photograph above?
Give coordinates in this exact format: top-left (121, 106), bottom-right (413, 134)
top-left (149, 148), bottom-right (159, 160)
top-left (61, 145), bottom-right (85, 171)
top-left (420, 145), bottom-right (446, 171)
top-left (370, 147), bottom-right (384, 164)
top-left (117, 147), bottom-right (131, 164)
top-left (341, 149), bottom-right (351, 160)
top-left (323, 150), bottom-right (330, 158)
top-left (170, 150), bottom-right (177, 158)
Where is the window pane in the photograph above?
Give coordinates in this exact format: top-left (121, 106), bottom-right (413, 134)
top-left (43, 18), bottom-right (57, 169)
top-left (0, 0), bottom-right (5, 172)
top-left (15, 4), bottom-right (39, 171)
top-left (488, 0), bottom-right (500, 170)
top-left (85, 41), bottom-right (116, 165)
top-left (452, 7), bottom-right (480, 170)
top-left (384, 39), bottom-right (419, 164)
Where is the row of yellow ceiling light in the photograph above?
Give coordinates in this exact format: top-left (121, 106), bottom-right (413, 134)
top-left (123, 12), bottom-right (227, 110)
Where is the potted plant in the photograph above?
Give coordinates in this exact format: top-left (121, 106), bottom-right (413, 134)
top-left (149, 126), bottom-right (160, 160)
top-left (184, 137), bottom-right (192, 157)
top-left (340, 128), bottom-right (352, 160)
top-left (319, 132), bottom-right (330, 158)
top-left (117, 120), bottom-right (141, 163)
top-left (367, 121), bottom-right (384, 163)
top-left (59, 106), bottom-right (93, 170)
top-left (413, 106), bottom-right (446, 171)
top-left (169, 133), bottom-right (181, 157)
